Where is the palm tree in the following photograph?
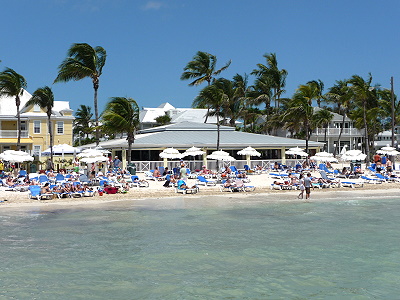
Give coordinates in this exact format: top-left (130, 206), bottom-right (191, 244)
top-left (155, 112), bottom-right (171, 126)
top-left (312, 109), bottom-right (334, 151)
top-left (54, 43), bottom-right (106, 146)
top-left (325, 80), bottom-right (352, 155)
top-left (193, 84), bottom-right (227, 151)
top-left (181, 51), bottom-right (231, 123)
top-left (347, 73), bottom-right (380, 165)
top-left (74, 104), bottom-right (94, 144)
top-left (283, 83), bottom-right (320, 154)
top-left (307, 79), bottom-right (324, 107)
top-left (102, 97), bottom-right (140, 164)
top-left (25, 86), bottom-right (55, 165)
top-left (0, 68), bottom-right (27, 150)
top-left (251, 53), bottom-right (287, 108)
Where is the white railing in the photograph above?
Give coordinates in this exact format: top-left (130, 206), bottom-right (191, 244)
top-left (0, 130), bottom-right (29, 138)
top-left (314, 128), bottom-right (363, 136)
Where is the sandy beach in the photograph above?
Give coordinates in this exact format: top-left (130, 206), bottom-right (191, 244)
top-left (1, 171), bottom-right (399, 210)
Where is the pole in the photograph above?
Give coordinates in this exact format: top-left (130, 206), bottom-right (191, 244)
top-left (391, 76), bottom-right (396, 169)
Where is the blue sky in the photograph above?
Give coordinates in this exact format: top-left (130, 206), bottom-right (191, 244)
top-left (1, 0), bottom-right (399, 113)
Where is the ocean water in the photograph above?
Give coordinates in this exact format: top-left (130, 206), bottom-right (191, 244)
top-left (1, 195), bottom-right (400, 299)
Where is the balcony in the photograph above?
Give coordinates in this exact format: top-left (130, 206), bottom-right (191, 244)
top-left (314, 128), bottom-right (363, 137)
top-left (0, 130), bottom-right (29, 138)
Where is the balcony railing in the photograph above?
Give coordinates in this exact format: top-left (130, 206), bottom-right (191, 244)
top-left (314, 128), bottom-right (363, 136)
top-left (0, 130), bottom-right (29, 138)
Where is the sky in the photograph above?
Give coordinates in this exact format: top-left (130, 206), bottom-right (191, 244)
top-left (1, 0), bottom-right (400, 114)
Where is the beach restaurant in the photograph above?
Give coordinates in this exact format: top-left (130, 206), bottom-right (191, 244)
top-left (87, 122), bottom-right (324, 171)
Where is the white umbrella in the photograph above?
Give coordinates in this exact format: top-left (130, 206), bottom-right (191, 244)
top-left (376, 146), bottom-right (400, 156)
top-left (237, 146), bottom-right (261, 166)
top-left (207, 150), bottom-right (236, 161)
top-left (341, 149), bottom-right (367, 161)
top-left (42, 144), bottom-right (81, 156)
top-left (0, 150), bottom-right (34, 163)
top-left (77, 149), bottom-right (108, 163)
top-left (310, 151), bottom-right (338, 163)
top-left (182, 146), bottom-right (205, 157)
top-left (285, 149), bottom-right (308, 157)
top-left (159, 148), bottom-right (184, 167)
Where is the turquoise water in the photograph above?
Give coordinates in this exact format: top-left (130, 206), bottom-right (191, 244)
top-left (1, 196), bottom-right (400, 299)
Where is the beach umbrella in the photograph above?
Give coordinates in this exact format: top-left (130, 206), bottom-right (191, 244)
top-left (42, 144), bottom-right (81, 156)
top-left (376, 146), bottom-right (400, 156)
top-left (159, 148), bottom-right (184, 167)
top-left (309, 151), bottom-right (338, 163)
top-left (237, 146), bottom-right (261, 166)
top-left (0, 150), bottom-right (34, 163)
top-left (207, 150), bottom-right (236, 161)
top-left (285, 147), bottom-right (308, 157)
top-left (77, 149), bottom-right (108, 163)
top-left (340, 149), bottom-right (367, 161)
top-left (182, 146), bottom-right (205, 157)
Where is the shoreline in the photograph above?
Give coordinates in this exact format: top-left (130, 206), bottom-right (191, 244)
top-left (1, 178), bottom-right (399, 211)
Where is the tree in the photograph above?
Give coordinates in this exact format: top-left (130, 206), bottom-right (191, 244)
top-left (325, 80), bottom-right (352, 155)
top-left (155, 113), bottom-right (171, 126)
top-left (307, 79), bottom-right (324, 108)
top-left (312, 108), bottom-right (334, 151)
top-left (193, 84), bottom-right (227, 152)
top-left (181, 51), bottom-right (231, 123)
top-left (0, 68), bottom-right (27, 150)
top-left (54, 43), bottom-right (106, 146)
top-left (25, 86), bottom-right (55, 165)
top-left (347, 74), bottom-right (381, 165)
top-left (251, 53), bottom-right (287, 108)
top-left (283, 83), bottom-right (320, 154)
top-left (102, 97), bottom-right (140, 164)
top-left (74, 105), bottom-right (94, 143)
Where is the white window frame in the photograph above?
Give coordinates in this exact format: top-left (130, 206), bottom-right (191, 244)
top-left (33, 145), bottom-right (41, 156)
top-left (57, 121), bottom-right (64, 134)
top-left (33, 104), bottom-right (40, 112)
top-left (21, 120), bottom-right (27, 131)
top-left (34, 120), bottom-right (41, 134)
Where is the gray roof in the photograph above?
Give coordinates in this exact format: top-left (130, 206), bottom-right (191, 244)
top-left (93, 122), bottom-right (323, 150)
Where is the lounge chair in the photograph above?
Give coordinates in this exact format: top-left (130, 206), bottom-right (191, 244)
top-left (28, 185), bottom-right (53, 200)
top-left (196, 175), bottom-right (216, 186)
top-left (339, 179), bottom-right (364, 188)
top-left (175, 180), bottom-right (198, 194)
top-left (144, 171), bottom-right (156, 181)
top-left (360, 175), bottom-right (383, 184)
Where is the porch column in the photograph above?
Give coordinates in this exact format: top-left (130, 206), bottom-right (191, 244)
top-left (122, 148), bottom-right (127, 170)
top-left (281, 146), bottom-right (286, 164)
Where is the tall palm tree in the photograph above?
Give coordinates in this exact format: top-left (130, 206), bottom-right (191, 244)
top-left (74, 104), bottom-right (94, 144)
top-left (325, 80), bottom-right (352, 155)
top-left (181, 51), bottom-right (231, 123)
top-left (251, 53), bottom-right (287, 108)
top-left (102, 97), bottom-right (140, 164)
top-left (347, 73), bottom-right (380, 165)
top-left (25, 86), bottom-right (55, 165)
top-left (54, 43), bottom-right (106, 146)
top-left (193, 84), bottom-right (227, 151)
top-left (0, 68), bottom-right (27, 150)
top-left (312, 109), bottom-right (334, 151)
top-left (307, 79), bottom-right (324, 107)
top-left (283, 83), bottom-right (320, 154)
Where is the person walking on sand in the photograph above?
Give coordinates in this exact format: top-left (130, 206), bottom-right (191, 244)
top-left (298, 174), bottom-right (305, 199)
top-left (304, 173), bottom-right (312, 200)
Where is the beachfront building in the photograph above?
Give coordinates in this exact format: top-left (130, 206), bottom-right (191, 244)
top-left (88, 121), bottom-right (324, 171)
top-left (0, 89), bottom-right (74, 157)
top-left (139, 102), bottom-right (235, 129)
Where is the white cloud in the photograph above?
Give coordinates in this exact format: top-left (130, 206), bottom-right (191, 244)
top-left (142, 1), bottom-right (164, 10)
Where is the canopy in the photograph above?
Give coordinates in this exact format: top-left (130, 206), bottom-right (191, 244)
top-left (376, 146), bottom-right (400, 156)
top-left (182, 146), bottom-right (205, 157)
top-left (0, 150), bottom-right (34, 163)
top-left (309, 151), bottom-right (338, 162)
top-left (340, 149), bottom-right (367, 161)
top-left (77, 149), bottom-right (108, 163)
top-left (42, 144), bottom-right (81, 156)
top-left (207, 150), bottom-right (236, 161)
top-left (285, 147), bottom-right (308, 157)
top-left (159, 148), bottom-right (184, 159)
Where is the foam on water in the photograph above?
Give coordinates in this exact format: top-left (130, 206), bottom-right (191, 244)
top-left (1, 196), bottom-right (400, 299)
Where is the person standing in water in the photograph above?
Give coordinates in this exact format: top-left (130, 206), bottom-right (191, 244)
top-left (304, 173), bottom-right (312, 200)
top-left (298, 174), bottom-right (305, 199)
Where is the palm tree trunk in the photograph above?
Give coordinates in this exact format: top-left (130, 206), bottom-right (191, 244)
top-left (48, 114), bottom-right (53, 169)
top-left (16, 96), bottom-right (21, 150)
top-left (334, 114), bottom-right (346, 156)
top-left (324, 126), bottom-right (328, 151)
top-left (93, 80), bottom-right (99, 146)
top-left (363, 100), bottom-right (370, 166)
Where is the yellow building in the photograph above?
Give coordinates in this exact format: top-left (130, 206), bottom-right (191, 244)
top-left (0, 89), bottom-right (74, 158)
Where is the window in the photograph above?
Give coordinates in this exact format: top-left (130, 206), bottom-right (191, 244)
top-left (21, 121), bottom-right (27, 131)
top-left (33, 104), bottom-right (40, 112)
top-left (57, 121), bottom-right (64, 134)
top-left (33, 145), bottom-right (41, 156)
top-left (34, 120), bottom-right (41, 134)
